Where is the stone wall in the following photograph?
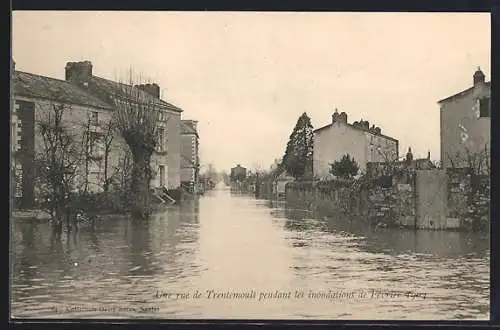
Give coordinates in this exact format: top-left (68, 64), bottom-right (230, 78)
top-left (447, 168), bottom-right (490, 231)
top-left (446, 168), bottom-right (472, 224)
top-left (284, 168), bottom-right (490, 231)
top-left (285, 180), bottom-right (368, 222)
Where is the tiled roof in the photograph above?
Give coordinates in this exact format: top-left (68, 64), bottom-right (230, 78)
top-left (13, 71), bottom-right (113, 110)
top-left (181, 120), bottom-right (198, 135)
top-left (437, 81), bottom-right (491, 104)
top-left (314, 122), bottom-right (398, 143)
top-left (88, 76), bottom-right (183, 113)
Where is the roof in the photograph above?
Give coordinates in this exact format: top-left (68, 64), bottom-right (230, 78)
top-left (12, 70), bottom-right (185, 114)
top-left (12, 71), bottom-right (113, 110)
top-left (181, 120), bottom-right (198, 136)
top-left (88, 76), bottom-right (183, 113)
top-left (314, 122), bottom-right (398, 143)
top-left (437, 81), bottom-right (491, 104)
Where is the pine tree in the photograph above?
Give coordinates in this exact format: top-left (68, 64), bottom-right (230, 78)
top-left (282, 112), bottom-right (314, 180)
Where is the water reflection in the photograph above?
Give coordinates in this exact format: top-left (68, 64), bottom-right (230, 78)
top-left (11, 199), bottom-right (203, 318)
top-left (11, 189), bottom-right (489, 320)
top-left (282, 202), bottom-right (490, 258)
top-left (278, 202), bottom-right (489, 320)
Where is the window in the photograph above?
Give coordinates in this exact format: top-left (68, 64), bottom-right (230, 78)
top-left (90, 111), bottom-right (99, 125)
top-left (159, 165), bottom-right (165, 187)
top-left (479, 98), bottom-right (490, 118)
top-left (158, 111), bottom-right (166, 122)
top-left (89, 132), bottom-right (104, 158)
top-left (157, 128), bottom-right (165, 152)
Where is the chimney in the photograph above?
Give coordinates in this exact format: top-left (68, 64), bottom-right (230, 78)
top-left (427, 150), bottom-right (431, 160)
top-left (473, 66), bottom-right (485, 86)
top-left (332, 108), bottom-right (340, 123)
top-left (11, 58), bottom-right (15, 72)
top-left (65, 61), bottom-right (93, 86)
top-left (338, 111), bottom-right (347, 124)
top-left (406, 147), bottom-right (413, 164)
top-left (136, 83), bottom-right (160, 98)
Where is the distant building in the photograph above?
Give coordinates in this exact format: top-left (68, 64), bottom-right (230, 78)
top-left (270, 167), bottom-right (294, 198)
top-left (313, 109), bottom-right (399, 179)
top-left (180, 120), bottom-right (200, 193)
top-left (438, 67), bottom-right (491, 171)
top-left (230, 164), bottom-right (247, 182)
top-left (366, 147), bottom-right (436, 178)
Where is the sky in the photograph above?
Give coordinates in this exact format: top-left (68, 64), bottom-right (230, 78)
top-left (12, 11), bottom-right (490, 173)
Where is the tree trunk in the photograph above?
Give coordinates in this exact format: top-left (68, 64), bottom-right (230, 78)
top-left (103, 151), bottom-right (109, 193)
top-left (130, 150), bottom-right (152, 221)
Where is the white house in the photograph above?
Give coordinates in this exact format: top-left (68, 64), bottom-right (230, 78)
top-left (313, 109), bottom-right (399, 179)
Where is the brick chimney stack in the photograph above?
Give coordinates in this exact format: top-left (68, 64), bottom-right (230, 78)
top-left (338, 111), bottom-right (347, 124)
top-left (136, 83), bottom-right (160, 98)
top-left (473, 66), bottom-right (485, 86)
top-left (65, 61), bottom-right (93, 86)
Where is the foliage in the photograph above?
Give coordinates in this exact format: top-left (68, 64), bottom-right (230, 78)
top-left (282, 112), bottom-right (314, 180)
top-left (329, 154), bottom-right (360, 179)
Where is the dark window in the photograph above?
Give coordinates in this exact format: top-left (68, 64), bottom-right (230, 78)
top-left (377, 175), bottom-right (393, 188)
top-left (90, 111), bottom-right (99, 125)
top-left (157, 128), bottom-right (165, 152)
top-left (479, 98), bottom-right (490, 118)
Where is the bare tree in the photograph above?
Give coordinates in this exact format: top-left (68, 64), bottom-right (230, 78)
top-left (115, 146), bottom-right (134, 194)
top-left (101, 119), bottom-right (116, 194)
top-left (34, 103), bottom-right (83, 237)
top-left (445, 145), bottom-right (490, 176)
top-left (80, 115), bottom-right (117, 195)
top-left (111, 75), bottom-right (161, 220)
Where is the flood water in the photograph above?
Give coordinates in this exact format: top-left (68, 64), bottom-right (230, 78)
top-left (10, 184), bottom-right (490, 320)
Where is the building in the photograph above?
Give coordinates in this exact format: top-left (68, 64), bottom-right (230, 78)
top-left (12, 66), bottom-right (115, 208)
top-left (11, 60), bottom-right (187, 208)
top-left (366, 148), bottom-right (436, 178)
top-left (64, 61), bottom-right (183, 190)
top-left (438, 67), bottom-right (491, 171)
top-left (313, 109), bottom-right (399, 179)
top-left (180, 120), bottom-right (200, 193)
top-left (230, 164), bottom-right (247, 182)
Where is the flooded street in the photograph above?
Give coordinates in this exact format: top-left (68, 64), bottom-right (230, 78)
top-left (10, 185), bottom-right (490, 320)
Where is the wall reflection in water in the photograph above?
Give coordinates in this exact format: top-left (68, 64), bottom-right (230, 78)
top-left (280, 201), bottom-right (489, 258)
top-left (11, 199), bottom-right (201, 317)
